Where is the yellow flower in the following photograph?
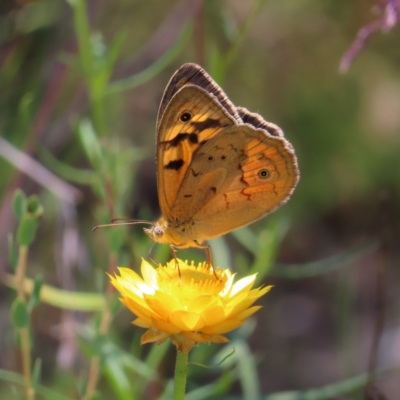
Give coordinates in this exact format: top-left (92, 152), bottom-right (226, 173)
top-left (110, 259), bottom-right (271, 353)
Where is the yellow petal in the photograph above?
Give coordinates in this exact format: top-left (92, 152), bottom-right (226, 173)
top-left (132, 318), bottom-right (151, 328)
top-left (188, 294), bottom-right (217, 313)
top-left (202, 319), bottom-right (243, 335)
top-left (121, 297), bottom-right (152, 321)
top-left (169, 310), bottom-right (205, 331)
top-left (141, 328), bottom-right (168, 344)
top-left (229, 274), bottom-right (257, 298)
top-left (236, 305), bottom-right (262, 320)
top-left (219, 273), bottom-right (236, 297)
top-left (208, 334), bottom-right (230, 343)
top-left (141, 259), bottom-right (159, 288)
top-left (144, 292), bottom-right (181, 315)
top-left (201, 305), bottom-right (228, 326)
top-left (152, 317), bottom-right (182, 334)
top-left (115, 268), bottom-right (154, 297)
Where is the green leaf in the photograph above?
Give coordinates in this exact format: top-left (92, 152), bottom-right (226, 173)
top-left (13, 189), bottom-right (27, 219)
top-left (38, 146), bottom-right (98, 185)
top-left (77, 118), bottom-right (103, 170)
top-left (250, 219), bottom-right (290, 281)
top-left (70, 0), bottom-right (93, 80)
top-left (26, 195), bottom-right (43, 218)
top-left (8, 234), bottom-right (18, 270)
top-left (92, 31), bottom-right (126, 93)
top-left (103, 357), bottom-right (134, 400)
top-left (234, 341), bottom-right (260, 400)
top-left (11, 298), bottom-right (29, 328)
top-left (0, 369), bottom-right (72, 400)
top-left (264, 372), bottom-right (370, 400)
top-left (28, 275), bottom-right (43, 310)
top-left (106, 22), bottom-right (193, 95)
top-left (17, 214), bottom-right (39, 246)
top-left (32, 358), bottom-right (42, 387)
top-left (209, 47), bottom-right (226, 85)
top-left (269, 241), bottom-right (379, 279)
top-left (104, 31), bottom-right (126, 80)
top-left (4, 273), bottom-right (105, 311)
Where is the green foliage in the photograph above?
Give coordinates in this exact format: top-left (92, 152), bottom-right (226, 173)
top-left (11, 299), bottom-right (29, 329)
top-left (28, 275), bottom-right (43, 310)
top-left (13, 189), bottom-right (27, 219)
top-left (17, 214), bottom-right (39, 246)
top-left (8, 234), bottom-right (18, 270)
top-left (77, 119), bottom-right (104, 171)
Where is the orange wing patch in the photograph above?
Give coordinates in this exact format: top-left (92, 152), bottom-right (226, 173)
top-left (156, 85), bottom-right (237, 219)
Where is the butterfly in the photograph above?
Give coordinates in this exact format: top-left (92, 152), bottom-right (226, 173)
top-left (97, 63), bottom-right (299, 264)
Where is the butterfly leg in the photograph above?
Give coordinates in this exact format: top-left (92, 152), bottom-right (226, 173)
top-left (193, 241), bottom-right (218, 278)
top-left (169, 245), bottom-right (182, 278)
top-left (147, 241), bottom-right (159, 267)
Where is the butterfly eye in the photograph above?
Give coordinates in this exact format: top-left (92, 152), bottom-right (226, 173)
top-left (258, 169), bottom-right (269, 179)
top-left (179, 112), bottom-right (192, 122)
top-left (154, 225), bottom-right (163, 236)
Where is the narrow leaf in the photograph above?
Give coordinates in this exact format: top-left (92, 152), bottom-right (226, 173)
top-left (8, 234), bottom-right (18, 270)
top-left (13, 189), bottom-right (27, 219)
top-left (11, 298), bottom-right (29, 328)
top-left (28, 275), bottom-right (43, 310)
top-left (17, 214), bottom-right (39, 246)
top-left (77, 118), bottom-right (103, 170)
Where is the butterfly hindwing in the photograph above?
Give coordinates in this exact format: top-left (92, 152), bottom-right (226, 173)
top-left (169, 124), bottom-right (298, 241)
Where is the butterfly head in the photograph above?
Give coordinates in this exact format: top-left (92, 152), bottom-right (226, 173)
top-left (144, 221), bottom-right (166, 244)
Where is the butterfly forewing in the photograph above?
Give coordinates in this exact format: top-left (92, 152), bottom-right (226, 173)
top-left (157, 63), bottom-right (241, 129)
top-left (156, 85), bottom-right (238, 219)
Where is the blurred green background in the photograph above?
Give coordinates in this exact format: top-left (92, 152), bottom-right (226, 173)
top-left (1, 0), bottom-right (399, 399)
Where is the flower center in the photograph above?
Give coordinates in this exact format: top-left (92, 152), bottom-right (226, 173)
top-left (156, 260), bottom-right (228, 301)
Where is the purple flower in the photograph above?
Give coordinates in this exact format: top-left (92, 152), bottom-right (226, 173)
top-left (340, 0), bottom-right (400, 72)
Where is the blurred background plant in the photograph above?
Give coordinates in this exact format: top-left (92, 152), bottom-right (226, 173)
top-left (0, 0), bottom-right (399, 399)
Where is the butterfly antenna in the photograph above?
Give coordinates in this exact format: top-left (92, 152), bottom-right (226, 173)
top-left (92, 219), bottom-right (153, 232)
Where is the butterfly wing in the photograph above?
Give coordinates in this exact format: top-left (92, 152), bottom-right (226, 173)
top-left (169, 124), bottom-right (299, 241)
top-left (157, 63), bottom-right (240, 128)
top-left (156, 85), bottom-right (240, 220)
top-left (155, 62), bottom-right (299, 244)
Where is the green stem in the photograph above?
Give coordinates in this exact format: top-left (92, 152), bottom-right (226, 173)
top-left (83, 252), bottom-right (117, 400)
top-left (16, 245), bottom-right (35, 400)
top-left (225, 0), bottom-right (268, 68)
top-left (173, 351), bottom-right (188, 400)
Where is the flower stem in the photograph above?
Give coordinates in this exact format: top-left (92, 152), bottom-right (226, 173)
top-left (173, 351), bottom-right (188, 400)
top-left (83, 252), bottom-right (117, 399)
top-left (16, 245), bottom-right (35, 400)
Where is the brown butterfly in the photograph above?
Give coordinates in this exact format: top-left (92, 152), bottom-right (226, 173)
top-left (98, 63), bottom-right (299, 264)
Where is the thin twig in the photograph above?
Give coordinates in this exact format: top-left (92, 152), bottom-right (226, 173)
top-left (16, 245), bottom-right (35, 400)
top-left (0, 137), bottom-right (83, 205)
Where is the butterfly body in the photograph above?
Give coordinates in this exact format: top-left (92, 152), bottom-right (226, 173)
top-left (145, 63), bottom-right (299, 257)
